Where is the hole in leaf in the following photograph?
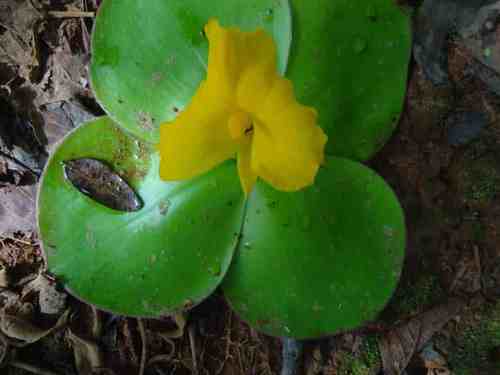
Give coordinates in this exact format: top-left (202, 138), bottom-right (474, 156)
top-left (63, 158), bottom-right (143, 212)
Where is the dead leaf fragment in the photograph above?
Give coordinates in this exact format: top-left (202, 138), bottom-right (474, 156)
top-left (379, 298), bottom-right (466, 375)
top-left (459, 2), bottom-right (500, 74)
top-left (67, 329), bottom-right (103, 375)
top-left (0, 184), bottom-right (36, 234)
top-left (0, 0), bottom-right (42, 76)
top-left (41, 100), bottom-right (96, 150)
top-left (0, 309), bottom-right (69, 345)
top-left (34, 45), bottom-right (90, 106)
top-left (158, 313), bottom-right (186, 340)
top-left (410, 343), bottom-right (451, 375)
top-left (63, 158), bottom-right (143, 212)
top-left (22, 273), bottom-right (67, 315)
top-left (0, 266), bottom-right (9, 288)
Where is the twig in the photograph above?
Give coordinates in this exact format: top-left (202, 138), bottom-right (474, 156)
top-left (148, 353), bottom-right (175, 366)
top-left (137, 319), bottom-right (147, 375)
top-left (10, 361), bottom-right (59, 375)
top-left (91, 305), bottom-right (102, 339)
top-left (0, 331), bottom-right (8, 366)
top-left (216, 310), bottom-right (234, 375)
top-left (80, 0), bottom-right (91, 53)
top-left (188, 323), bottom-right (198, 374)
top-left (473, 245), bottom-right (482, 276)
top-left (280, 338), bottom-right (303, 375)
top-left (48, 11), bottom-right (95, 18)
top-left (121, 319), bottom-right (139, 363)
top-left (0, 150), bottom-right (40, 178)
top-left (0, 235), bottom-right (33, 246)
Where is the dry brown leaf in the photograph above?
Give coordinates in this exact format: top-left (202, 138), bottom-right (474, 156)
top-left (34, 45), bottom-right (90, 106)
top-left (41, 100), bottom-right (95, 150)
top-left (0, 290), bottom-right (24, 312)
top-left (0, 0), bottom-right (42, 78)
top-left (0, 308), bottom-right (69, 345)
top-left (459, 3), bottom-right (500, 74)
top-left (90, 306), bottom-right (102, 339)
top-left (415, 343), bottom-right (451, 375)
top-left (158, 313), bottom-right (186, 340)
top-left (0, 31), bottom-right (35, 68)
top-left (0, 266), bottom-right (9, 288)
top-left (0, 97), bottom-right (47, 174)
top-left (305, 346), bottom-right (323, 375)
top-left (22, 273), bottom-right (67, 315)
top-left (67, 329), bottom-right (103, 375)
top-left (378, 298), bottom-right (466, 375)
top-left (0, 184), bottom-right (36, 234)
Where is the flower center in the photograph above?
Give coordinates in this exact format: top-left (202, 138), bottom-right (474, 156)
top-left (228, 111), bottom-right (253, 141)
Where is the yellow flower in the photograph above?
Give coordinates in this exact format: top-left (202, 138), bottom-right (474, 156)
top-left (158, 19), bottom-right (327, 195)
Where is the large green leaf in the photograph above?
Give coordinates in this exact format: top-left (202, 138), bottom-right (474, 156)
top-left (287, 0), bottom-right (411, 160)
top-left (38, 117), bottom-right (245, 317)
top-left (223, 157), bottom-right (406, 338)
top-left (90, 0), bottom-right (292, 143)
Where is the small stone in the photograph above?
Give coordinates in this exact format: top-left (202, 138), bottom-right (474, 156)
top-left (446, 111), bottom-right (488, 146)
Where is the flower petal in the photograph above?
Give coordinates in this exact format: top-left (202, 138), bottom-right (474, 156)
top-left (159, 19), bottom-right (280, 183)
top-left (205, 19), bottom-right (277, 102)
top-left (237, 137), bottom-right (257, 195)
top-left (158, 81), bottom-right (236, 181)
top-left (251, 78), bottom-right (328, 191)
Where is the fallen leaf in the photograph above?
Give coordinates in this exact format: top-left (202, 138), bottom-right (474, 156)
top-left (419, 343), bottom-right (450, 374)
top-left (0, 290), bottom-right (25, 313)
top-left (0, 309), bottom-right (70, 345)
top-left (468, 57), bottom-right (500, 97)
top-left (414, 0), bottom-right (495, 85)
top-left (459, 2), bottom-right (500, 74)
top-left (0, 266), bottom-right (9, 288)
top-left (67, 329), bottom-right (103, 375)
top-left (63, 158), bottom-right (143, 212)
top-left (305, 346), bottom-right (323, 375)
top-left (0, 31), bottom-right (35, 69)
top-left (0, 0), bottom-right (42, 78)
top-left (158, 313), bottom-right (186, 340)
top-left (413, 0), bottom-right (458, 85)
top-left (34, 22), bottom-right (91, 106)
top-left (22, 273), bottom-right (67, 315)
top-left (0, 184), bottom-right (37, 234)
top-left (41, 100), bottom-right (96, 150)
top-left (446, 111), bottom-right (488, 146)
top-left (378, 298), bottom-right (466, 375)
top-left (0, 97), bottom-right (47, 174)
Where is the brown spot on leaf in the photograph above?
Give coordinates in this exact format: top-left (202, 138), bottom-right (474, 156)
top-left (137, 111), bottom-right (154, 131)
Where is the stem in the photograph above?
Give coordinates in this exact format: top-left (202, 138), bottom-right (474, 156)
top-left (280, 338), bottom-right (303, 375)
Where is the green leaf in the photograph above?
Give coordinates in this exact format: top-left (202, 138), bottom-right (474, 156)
top-left (222, 157), bottom-right (406, 338)
top-left (38, 117), bottom-right (245, 317)
top-left (90, 0), bottom-right (292, 143)
top-left (286, 0), bottom-right (412, 160)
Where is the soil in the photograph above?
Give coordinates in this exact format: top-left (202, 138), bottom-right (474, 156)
top-left (1, 1), bottom-right (500, 375)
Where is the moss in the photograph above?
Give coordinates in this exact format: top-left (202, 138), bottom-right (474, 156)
top-left (460, 154), bottom-right (500, 205)
top-left (473, 221), bottom-right (486, 242)
top-left (443, 302), bottom-right (500, 374)
top-left (360, 335), bottom-right (382, 369)
top-left (392, 274), bottom-right (445, 316)
top-left (337, 352), bottom-right (370, 375)
top-left (336, 336), bottom-right (381, 375)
